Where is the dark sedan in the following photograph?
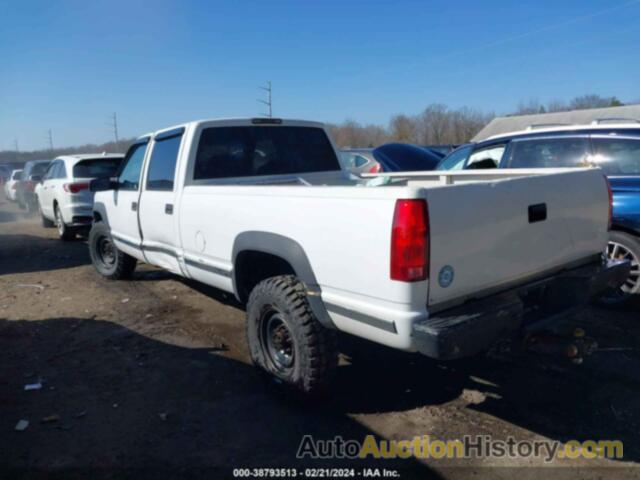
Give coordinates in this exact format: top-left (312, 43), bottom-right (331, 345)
top-left (371, 143), bottom-right (442, 172)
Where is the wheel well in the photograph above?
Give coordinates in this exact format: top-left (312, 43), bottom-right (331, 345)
top-left (611, 225), bottom-right (640, 238)
top-left (93, 211), bottom-right (103, 222)
top-left (234, 250), bottom-right (296, 303)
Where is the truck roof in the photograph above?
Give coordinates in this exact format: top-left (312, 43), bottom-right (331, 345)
top-left (137, 118), bottom-right (326, 142)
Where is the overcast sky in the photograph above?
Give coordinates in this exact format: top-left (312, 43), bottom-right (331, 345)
top-left (1, 0), bottom-right (640, 150)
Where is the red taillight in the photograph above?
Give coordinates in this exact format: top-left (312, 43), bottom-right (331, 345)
top-left (368, 163), bottom-right (382, 174)
top-left (390, 199), bottom-right (429, 282)
top-left (605, 176), bottom-right (613, 230)
top-left (63, 182), bottom-right (89, 194)
top-left (12, 183), bottom-right (17, 190)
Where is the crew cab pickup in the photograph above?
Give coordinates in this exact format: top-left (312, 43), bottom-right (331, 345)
top-left (89, 118), bottom-right (628, 393)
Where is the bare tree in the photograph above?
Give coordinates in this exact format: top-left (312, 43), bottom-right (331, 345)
top-left (419, 104), bottom-right (450, 144)
top-left (570, 94), bottom-right (622, 110)
top-left (546, 99), bottom-right (568, 113)
top-left (389, 114), bottom-right (418, 143)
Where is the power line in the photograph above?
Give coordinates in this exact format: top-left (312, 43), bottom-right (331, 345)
top-left (258, 81), bottom-right (272, 118)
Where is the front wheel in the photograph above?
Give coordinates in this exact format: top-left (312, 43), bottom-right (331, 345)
top-left (88, 222), bottom-right (137, 280)
top-left (246, 275), bottom-right (337, 394)
top-left (599, 231), bottom-right (640, 306)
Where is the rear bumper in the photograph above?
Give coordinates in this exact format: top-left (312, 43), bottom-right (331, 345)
top-left (413, 258), bottom-right (630, 360)
top-left (61, 204), bottom-right (93, 227)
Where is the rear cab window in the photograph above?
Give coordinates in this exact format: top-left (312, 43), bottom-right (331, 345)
top-left (73, 158), bottom-right (122, 179)
top-left (192, 126), bottom-right (339, 181)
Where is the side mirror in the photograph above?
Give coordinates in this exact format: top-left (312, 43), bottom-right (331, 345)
top-left (90, 177), bottom-right (117, 192)
top-left (29, 174), bottom-right (42, 183)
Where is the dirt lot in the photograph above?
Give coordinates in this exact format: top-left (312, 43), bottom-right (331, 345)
top-left (1, 198), bottom-right (640, 479)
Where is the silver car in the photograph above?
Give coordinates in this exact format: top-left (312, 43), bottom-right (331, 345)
top-left (339, 149), bottom-right (382, 174)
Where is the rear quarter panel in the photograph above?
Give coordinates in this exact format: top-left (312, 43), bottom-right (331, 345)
top-left (178, 185), bottom-right (429, 350)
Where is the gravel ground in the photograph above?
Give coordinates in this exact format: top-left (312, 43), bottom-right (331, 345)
top-left (1, 198), bottom-right (640, 479)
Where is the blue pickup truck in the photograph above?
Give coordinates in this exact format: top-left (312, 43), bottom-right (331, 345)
top-left (437, 121), bottom-right (640, 304)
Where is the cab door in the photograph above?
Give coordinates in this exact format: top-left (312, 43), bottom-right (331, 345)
top-left (103, 139), bottom-right (150, 259)
top-left (137, 128), bottom-right (185, 274)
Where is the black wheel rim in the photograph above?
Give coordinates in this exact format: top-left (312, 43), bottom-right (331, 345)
top-left (260, 307), bottom-right (295, 372)
top-left (96, 234), bottom-right (116, 268)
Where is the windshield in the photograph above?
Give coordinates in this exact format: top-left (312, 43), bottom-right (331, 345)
top-left (436, 145), bottom-right (473, 170)
top-left (30, 162), bottom-right (50, 176)
top-left (73, 158), bottom-right (123, 178)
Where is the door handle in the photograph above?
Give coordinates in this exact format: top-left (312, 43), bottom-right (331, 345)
top-left (528, 203), bottom-right (547, 223)
top-left (131, 201), bottom-right (138, 212)
top-left (165, 203), bottom-right (173, 215)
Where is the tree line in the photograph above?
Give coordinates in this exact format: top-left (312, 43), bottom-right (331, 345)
top-left (328, 94), bottom-right (628, 148)
top-left (0, 94), bottom-right (632, 164)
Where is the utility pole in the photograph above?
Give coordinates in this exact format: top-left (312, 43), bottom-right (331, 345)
top-left (46, 129), bottom-right (54, 153)
top-left (14, 139), bottom-right (19, 152)
top-left (258, 81), bottom-right (272, 118)
top-left (109, 112), bottom-right (119, 144)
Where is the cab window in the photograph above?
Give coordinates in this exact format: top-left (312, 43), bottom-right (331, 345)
top-left (118, 142), bottom-right (149, 190)
top-left (146, 133), bottom-right (183, 190)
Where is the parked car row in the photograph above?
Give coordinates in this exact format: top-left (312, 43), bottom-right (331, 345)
top-left (16, 160), bottom-right (51, 213)
top-left (436, 121), bottom-right (640, 304)
top-left (340, 143), bottom-right (442, 174)
top-left (3, 154), bottom-right (125, 241)
top-left (14, 117), bottom-right (632, 394)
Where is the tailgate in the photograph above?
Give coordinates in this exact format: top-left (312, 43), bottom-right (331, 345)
top-left (424, 169), bottom-right (609, 307)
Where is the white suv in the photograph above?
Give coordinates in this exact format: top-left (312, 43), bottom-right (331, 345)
top-left (36, 154), bottom-right (124, 240)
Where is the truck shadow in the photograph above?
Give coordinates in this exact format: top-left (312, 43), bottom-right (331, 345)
top-left (0, 317), bottom-right (438, 479)
top-left (163, 273), bottom-right (640, 465)
top-left (332, 310), bottom-right (640, 464)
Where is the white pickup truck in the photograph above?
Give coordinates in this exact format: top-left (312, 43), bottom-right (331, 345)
top-left (89, 118), bottom-right (628, 393)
